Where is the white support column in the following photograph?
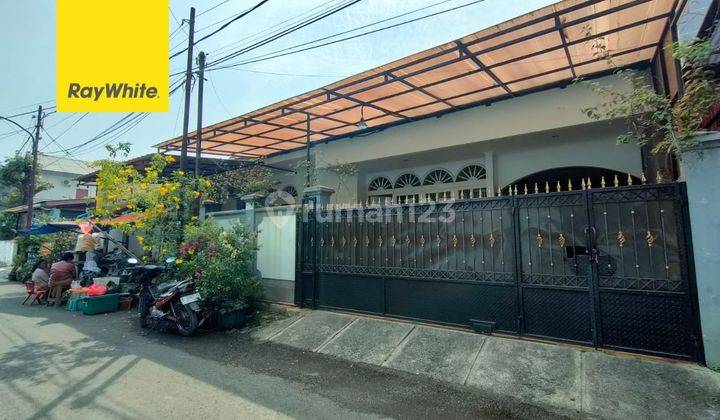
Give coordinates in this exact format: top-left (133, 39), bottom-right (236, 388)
top-left (680, 132), bottom-right (720, 367)
top-left (484, 151), bottom-right (496, 196)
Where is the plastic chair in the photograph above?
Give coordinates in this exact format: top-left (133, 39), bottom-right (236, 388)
top-left (46, 286), bottom-right (65, 306)
top-left (22, 282), bottom-right (47, 305)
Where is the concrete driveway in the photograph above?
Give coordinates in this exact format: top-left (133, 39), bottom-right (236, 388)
top-left (250, 309), bottom-right (720, 419)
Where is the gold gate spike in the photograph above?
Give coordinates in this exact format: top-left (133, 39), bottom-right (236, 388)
top-left (587, 178), bottom-right (592, 189)
top-left (640, 172), bottom-right (647, 184)
top-left (352, 236), bottom-right (358, 247)
top-left (601, 176), bottom-right (606, 188)
top-left (535, 233), bottom-right (544, 248)
top-left (545, 181), bottom-right (550, 193)
top-left (627, 174), bottom-right (633, 186)
top-left (330, 236), bottom-right (334, 247)
top-left (534, 183), bottom-right (539, 194)
top-left (436, 234), bottom-right (441, 247)
top-left (452, 234), bottom-right (458, 248)
top-left (497, 186), bottom-right (502, 196)
top-left (557, 233), bottom-right (566, 247)
top-left (390, 235), bottom-right (396, 247)
top-left (581, 178), bottom-right (586, 190)
top-left (514, 185), bottom-right (518, 195)
top-left (656, 170), bottom-right (664, 184)
top-left (470, 234), bottom-right (476, 247)
top-left (420, 235), bottom-right (425, 246)
top-left (645, 230), bottom-right (655, 247)
top-left (405, 235), bottom-right (410, 245)
top-left (488, 233), bottom-right (496, 248)
top-left (568, 179), bottom-right (573, 191)
top-left (364, 236), bottom-right (370, 247)
top-left (378, 235), bottom-right (383, 247)
top-left (320, 237), bottom-right (325, 247)
top-left (617, 231), bottom-right (626, 247)
top-left (556, 180), bottom-right (562, 192)
top-left (341, 237), bottom-right (346, 248)
top-left (524, 184), bottom-right (528, 195)
top-left (613, 175), bottom-right (620, 187)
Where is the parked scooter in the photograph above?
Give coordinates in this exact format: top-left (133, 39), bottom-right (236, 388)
top-left (136, 258), bottom-right (202, 336)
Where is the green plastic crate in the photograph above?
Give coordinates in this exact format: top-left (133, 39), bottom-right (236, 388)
top-left (79, 294), bottom-right (119, 315)
top-left (66, 296), bottom-right (84, 312)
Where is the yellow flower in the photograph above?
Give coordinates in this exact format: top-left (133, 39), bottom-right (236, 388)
top-left (187, 248), bottom-right (195, 255)
top-left (192, 191), bottom-right (200, 199)
top-left (191, 216), bottom-right (198, 221)
top-left (202, 179), bottom-right (211, 188)
top-left (175, 258), bottom-right (183, 265)
top-left (137, 236), bottom-right (144, 244)
top-left (177, 170), bottom-right (185, 176)
top-left (164, 155), bottom-right (176, 163)
top-left (140, 182), bottom-right (148, 190)
top-left (143, 245), bottom-right (151, 252)
top-left (156, 203), bottom-right (165, 211)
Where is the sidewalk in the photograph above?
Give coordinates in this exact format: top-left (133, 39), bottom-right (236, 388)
top-left (247, 309), bottom-right (720, 419)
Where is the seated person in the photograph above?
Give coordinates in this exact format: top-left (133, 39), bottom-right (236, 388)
top-left (49, 252), bottom-right (76, 289)
top-left (31, 260), bottom-right (50, 291)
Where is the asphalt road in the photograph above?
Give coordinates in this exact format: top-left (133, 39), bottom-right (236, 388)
top-left (0, 274), bottom-right (562, 420)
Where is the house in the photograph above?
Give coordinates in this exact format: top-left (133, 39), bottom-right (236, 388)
top-left (36, 154), bottom-right (93, 200)
top-left (155, 0), bottom-right (718, 364)
top-left (157, 0), bottom-right (688, 206)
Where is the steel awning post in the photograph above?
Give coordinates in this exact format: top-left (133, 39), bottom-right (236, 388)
top-left (306, 112), bottom-right (311, 187)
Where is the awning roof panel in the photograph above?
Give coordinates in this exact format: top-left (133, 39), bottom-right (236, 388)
top-left (156, 0), bottom-right (677, 158)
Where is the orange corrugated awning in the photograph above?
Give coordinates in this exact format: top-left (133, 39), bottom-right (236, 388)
top-left (155, 0), bottom-right (677, 158)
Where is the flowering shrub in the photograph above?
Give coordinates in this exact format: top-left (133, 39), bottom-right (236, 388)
top-left (92, 153), bottom-right (211, 261)
top-left (175, 220), bottom-right (263, 314)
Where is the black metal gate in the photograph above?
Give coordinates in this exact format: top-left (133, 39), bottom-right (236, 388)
top-left (295, 183), bottom-right (703, 361)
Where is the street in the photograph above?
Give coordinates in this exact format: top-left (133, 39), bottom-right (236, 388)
top-left (0, 274), bottom-right (560, 420)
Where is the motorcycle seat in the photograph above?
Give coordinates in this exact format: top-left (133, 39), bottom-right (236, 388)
top-left (156, 281), bottom-right (179, 293)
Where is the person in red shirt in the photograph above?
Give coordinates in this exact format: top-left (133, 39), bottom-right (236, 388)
top-left (49, 252), bottom-right (76, 289)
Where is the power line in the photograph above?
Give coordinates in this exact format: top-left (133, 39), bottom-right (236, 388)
top-left (209, 0), bottom-right (486, 71)
top-left (5, 105), bottom-right (57, 119)
top-left (0, 99), bottom-right (54, 115)
top-left (206, 0), bottom-right (344, 57)
top-left (170, 0), bottom-right (272, 59)
top-left (204, 0), bottom-right (362, 69)
top-left (170, 0), bottom-right (362, 77)
top-left (197, 0), bottom-right (233, 17)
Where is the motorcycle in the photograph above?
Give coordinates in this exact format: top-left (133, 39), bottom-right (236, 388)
top-left (134, 258), bottom-right (202, 336)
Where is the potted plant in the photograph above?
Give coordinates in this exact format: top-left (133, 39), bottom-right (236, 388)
top-left (176, 220), bottom-right (263, 330)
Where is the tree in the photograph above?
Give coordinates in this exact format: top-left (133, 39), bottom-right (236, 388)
top-left (0, 154), bottom-right (51, 239)
top-left (92, 153), bottom-right (211, 262)
top-left (580, 37), bottom-right (720, 157)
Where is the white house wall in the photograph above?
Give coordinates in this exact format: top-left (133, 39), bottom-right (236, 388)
top-left (264, 74), bottom-right (641, 203)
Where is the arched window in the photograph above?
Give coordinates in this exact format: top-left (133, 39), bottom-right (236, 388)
top-left (394, 173), bottom-right (421, 189)
top-left (423, 169), bottom-right (454, 186)
top-left (456, 165), bottom-right (487, 182)
top-left (282, 185), bottom-right (298, 197)
top-left (368, 176), bottom-right (393, 191)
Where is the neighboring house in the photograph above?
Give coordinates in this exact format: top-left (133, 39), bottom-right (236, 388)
top-left (36, 154), bottom-right (93, 201)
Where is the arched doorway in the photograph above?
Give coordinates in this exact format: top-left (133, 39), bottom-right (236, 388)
top-left (504, 166), bottom-right (642, 192)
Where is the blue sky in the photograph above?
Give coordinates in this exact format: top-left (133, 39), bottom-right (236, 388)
top-left (0, 0), bottom-right (557, 162)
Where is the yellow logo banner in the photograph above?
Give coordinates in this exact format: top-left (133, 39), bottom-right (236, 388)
top-left (56, 0), bottom-right (169, 112)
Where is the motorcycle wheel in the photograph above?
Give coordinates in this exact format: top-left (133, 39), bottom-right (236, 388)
top-left (173, 302), bottom-right (198, 336)
top-left (139, 289), bottom-right (152, 328)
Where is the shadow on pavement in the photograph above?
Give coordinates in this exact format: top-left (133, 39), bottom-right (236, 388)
top-left (0, 282), bottom-right (566, 420)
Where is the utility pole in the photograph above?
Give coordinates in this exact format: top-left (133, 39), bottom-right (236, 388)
top-left (194, 51), bottom-right (206, 177)
top-left (26, 105), bottom-right (42, 228)
top-left (193, 51), bottom-right (206, 217)
top-left (179, 7), bottom-right (196, 172)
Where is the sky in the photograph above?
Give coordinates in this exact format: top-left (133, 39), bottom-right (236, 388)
top-left (0, 0), bottom-right (566, 163)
